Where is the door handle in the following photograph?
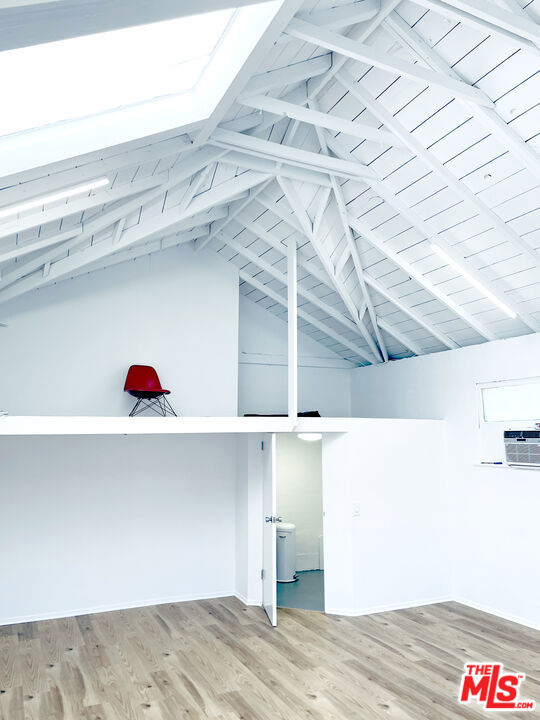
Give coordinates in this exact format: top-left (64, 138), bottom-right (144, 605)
top-left (265, 516), bottom-right (283, 523)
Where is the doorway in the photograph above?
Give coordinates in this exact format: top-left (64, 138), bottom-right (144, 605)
top-left (275, 433), bottom-right (324, 612)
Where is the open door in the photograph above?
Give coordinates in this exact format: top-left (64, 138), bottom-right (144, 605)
top-left (262, 433), bottom-right (278, 627)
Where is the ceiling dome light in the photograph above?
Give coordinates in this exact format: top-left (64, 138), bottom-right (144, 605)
top-left (297, 433), bottom-right (322, 442)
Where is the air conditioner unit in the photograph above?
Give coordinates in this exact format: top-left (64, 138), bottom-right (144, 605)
top-left (504, 430), bottom-right (540, 467)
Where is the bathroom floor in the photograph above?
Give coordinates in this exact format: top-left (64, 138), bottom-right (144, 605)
top-left (277, 570), bottom-right (324, 611)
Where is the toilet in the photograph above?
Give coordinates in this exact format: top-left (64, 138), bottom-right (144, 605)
top-left (276, 522), bottom-right (297, 582)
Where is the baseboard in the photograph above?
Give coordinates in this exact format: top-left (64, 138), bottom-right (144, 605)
top-left (325, 595), bottom-right (453, 618)
top-left (233, 592), bottom-right (261, 607)
top-left (0, 590), bottom-right (236, 627)
top-left (453, 596), bottom-right (540, 632)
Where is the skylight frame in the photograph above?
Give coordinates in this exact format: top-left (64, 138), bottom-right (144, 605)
top-left (0, 0), bottom-right (284, 179)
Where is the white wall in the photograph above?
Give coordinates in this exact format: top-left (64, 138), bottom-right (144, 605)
top-left (0, 434), bottom-right (238, 624)
top-left (276, 434), bottom-right (323, 571)
top-left (351, 332), bottom-right (540, 629)
top-left (322, 421), bottom-right (450, 616)
top-left (238, 296), bottom-right (352, 417)
top-left (0, 245), bottom-right (239, 416)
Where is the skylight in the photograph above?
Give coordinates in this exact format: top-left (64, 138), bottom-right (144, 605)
top-left (0, 0), bottom-right (284, 178)
top-left (0, 9), bottom-right (235, 137)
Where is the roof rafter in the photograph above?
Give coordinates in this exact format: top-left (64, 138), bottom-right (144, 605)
top-left (193, 0), bottom-right (304, 146)
top-left (338, 70), bottom-right (540, 273)
top-left (412, 0), bottom-right (540, 53)
top-left (239, 268), bottom-right (370, 364)
top-left (239, 53), bottom-right (332, 99)
top-left (240, 92), bottom-right (404, 147)
top-left (195, 178), bottom-right (273, 252)
top-left (286, 17), bottom-right (494, 107)
top-left (349, 213), bottom-right (497, 341)
top-left (277, 175), bottom-right (382, 362)
top-left (239, 190), bottom-right (458, 350)
top-left (326, 132), bottom-right (540, 333)
top-left (377, 317), bottom-right (423, 356)
top-left (296, 0), bottom-right (380, 30)
top-left (210, 128), bottom-right (375, 180)
top-left (0, 147), bottom-right (226, 290)
top-left (219, 230), bottom-right (370, 346)
top-left (383, 11), bottom-right (540, 180)
top-left (310, 106), bottom-right (388, 361)
top-left (0, 169), bottom-right (270, 306)
top-left (0, 173), bottom-right (168, 240)
top-left (363, 272), bottom-right (458, 350)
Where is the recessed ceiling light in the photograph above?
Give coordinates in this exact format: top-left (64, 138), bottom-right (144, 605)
top-left (0, 178), bottom-right (109, 221)
top-left (431, 243), bottom-right (517, 319)
top-left (297, 433), bottom-right (322, 442)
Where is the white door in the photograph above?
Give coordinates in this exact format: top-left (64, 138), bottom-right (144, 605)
top-left (262, 433), bottom-right (278, 627)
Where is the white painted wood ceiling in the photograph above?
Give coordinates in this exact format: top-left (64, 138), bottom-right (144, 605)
top-left (0, 0), bottom-right (539, 366)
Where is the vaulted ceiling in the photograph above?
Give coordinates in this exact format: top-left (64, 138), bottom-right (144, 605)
top-left (0, 0), bottom-right (539, 366)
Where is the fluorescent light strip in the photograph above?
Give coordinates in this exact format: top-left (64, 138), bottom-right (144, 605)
top-left (0, 177), bottom-right (109, 221)
top-left (430, 243), bottom-right (517, 319)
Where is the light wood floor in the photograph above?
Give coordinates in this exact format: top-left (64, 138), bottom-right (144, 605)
top-left (0, 598), bottom-right (538, 719)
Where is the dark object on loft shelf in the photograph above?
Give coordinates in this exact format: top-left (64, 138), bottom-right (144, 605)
top-left (244, 411), bottom-right (321, 417)
top-left (124, 365), bottom-right (177, 417)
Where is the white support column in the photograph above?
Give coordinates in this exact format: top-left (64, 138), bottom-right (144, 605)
top-left (288, 237), bottom-right (298, 421)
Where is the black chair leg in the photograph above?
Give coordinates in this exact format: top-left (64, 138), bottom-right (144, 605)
top-left (129, 395), bottom-right (178, 417)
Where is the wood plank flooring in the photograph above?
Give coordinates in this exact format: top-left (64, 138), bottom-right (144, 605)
top-left (0, 598), bottom-right (538, 719)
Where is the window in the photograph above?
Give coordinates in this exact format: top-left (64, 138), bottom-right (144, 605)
top-left (480, 378), bottom-right (540, 423)
top-left (476, 377), bottom-right (540, 463)
top-left (0, 9), bottom-right (235, 137)
top-left (0, 0), bottom-right (283, 175)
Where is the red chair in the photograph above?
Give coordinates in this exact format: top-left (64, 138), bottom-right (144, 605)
top-left (124, 365), bottom-right (177, 417)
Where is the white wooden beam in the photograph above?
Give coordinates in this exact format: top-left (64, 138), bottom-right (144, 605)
top-left (411, 0), bottom-right (540, 53)
top-left (310, 110), bottom-right (387, 361)
top-left (219, 150), bottom-right (333, 187)
top-left (297, 0), bottom-right (380, 30)
top-left (0, 147), bottom-right (226, 292)
top-left (255, 193), bottom-right (303, 233)
top-left (326, 132), bottom-right (539, 333)
top-left (211, 128), bottom-right (375, 180)
top-left (220, 231), bottom-right (365, 339)
top-left (233, 214), bottom-right (338, 295)
top-left (307, 0), bottom-right (402, 99)
top-left (348, 216), bottom-right (496, 341)
top-left (195, 179), bottom-right (272, 252)
top-left (313, 187), bottom-right (332, 237)
top-left (277, 175), bottom-right (382, 362)
top-left (0, 173), bottom-right (167, 240)
top-left (286, 18), bottom-right (494, 107)
top-left (0, 171), bottom-right (270, 305)
top-left (288, 238), bottom-right (298, 419)
top-left (363, 273), bottom-right (459, 349)
top-left (239, 269), bottom-right (370, 364)
top-left (338, 70), bottom-right (540, 274)
top-left (240, 54), bottom-right (332, 98)
top-left (194, 0), bottom-right (304, 146)
top-left (240, 93), bottom-right (403, 147)
top-left (46, 227), bottom-right (212, 284)
top-left (377, 317), bottom-right (423, 356)
top-left (383, 11), bottom-right (540, 180)
top-left (0, 227), bottom-right (82, 265)
top-left (0, 134), bottom-right (193, 208)
top-left (238, 184), bottom-right (459, 351)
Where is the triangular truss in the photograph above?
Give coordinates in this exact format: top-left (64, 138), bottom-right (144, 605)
top-left (0, 0), bottom-right (539, 365)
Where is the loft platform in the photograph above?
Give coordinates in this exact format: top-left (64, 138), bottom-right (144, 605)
top-left (0, 416), bottom-right (442, 436)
